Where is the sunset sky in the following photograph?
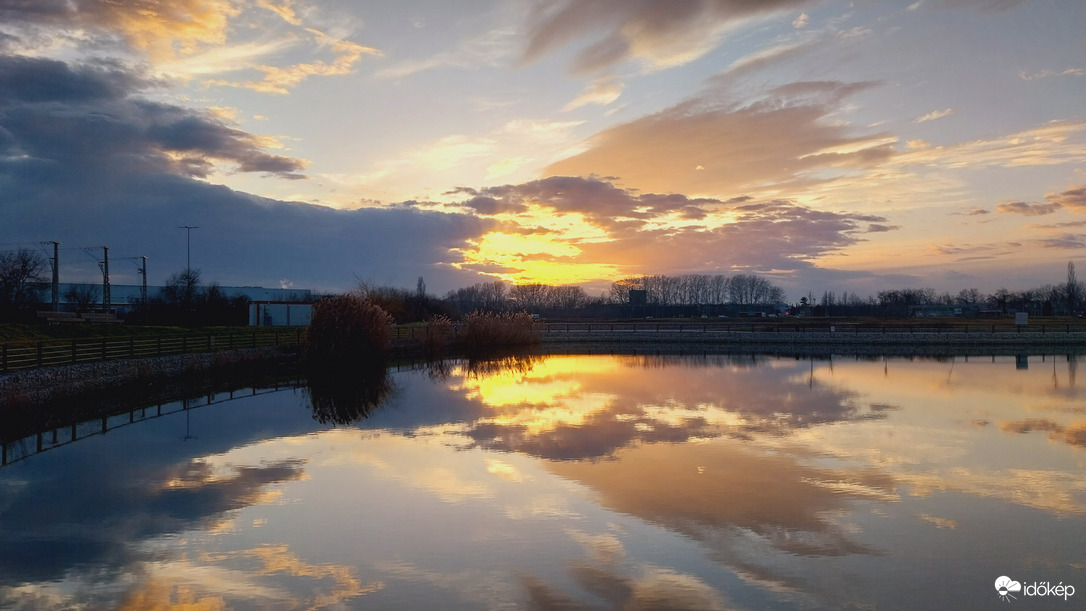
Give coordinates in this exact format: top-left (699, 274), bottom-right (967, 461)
top-left (1, 0), bottom-right (1083, 298)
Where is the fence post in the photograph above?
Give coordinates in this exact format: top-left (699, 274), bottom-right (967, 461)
top-left (157, 335), bottom-right (162, 357)
top-left (182, 335), bottom-right (187, 353)
top-left (72, 338), bottom-right (78, 364)
top-left (129, 337), bottom-right (134, 358)
top-left (37, 341), bottom-right (43, 367)
top-left (1, 344), bottom-right (6, 373)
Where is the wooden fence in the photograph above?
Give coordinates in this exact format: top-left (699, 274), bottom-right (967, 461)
top-left (0, 328), bottom-right (305, 374)
top-left (4, 322), bottom-right (1084, 374)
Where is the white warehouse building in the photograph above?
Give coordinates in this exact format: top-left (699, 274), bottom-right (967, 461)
top-left (248, 302), bottom-right (314, 327)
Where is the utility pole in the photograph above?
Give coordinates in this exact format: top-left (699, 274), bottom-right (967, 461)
top-left (139, 255), bottom-right (148, 311)
top-left (98, 246), bottom-right (111, 313)
top-left (48, 241), bottom-right (60, 312)
top-left (179, 226), bottom-right (198, 274)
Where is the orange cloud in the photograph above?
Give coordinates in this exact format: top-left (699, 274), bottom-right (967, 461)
top-left (1045, 185), bottom-right (1086, 213)
top-left (450, 177), bottom-right (891, 284)
top-left (15, 0), bottom-right (241, 60)
top-left (545, 81), bottom-right (891, 198)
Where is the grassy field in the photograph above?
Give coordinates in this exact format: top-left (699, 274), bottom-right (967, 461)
top-left (0, 322), bottom-right (239, 343)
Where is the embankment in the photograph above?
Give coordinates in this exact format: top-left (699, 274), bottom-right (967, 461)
top-left (0, 347), bottom-right (297, 410)
top-left (540, 328), bottom-right (1086, 353)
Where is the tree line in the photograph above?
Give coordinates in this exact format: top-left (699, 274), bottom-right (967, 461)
top-left (2, 245), bottom-right (1083, 323)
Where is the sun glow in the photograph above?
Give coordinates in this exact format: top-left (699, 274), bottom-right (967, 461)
top-left (451, 356), bottom-right (623, 435)
top-left (453, 231), bottom-right (622, 285)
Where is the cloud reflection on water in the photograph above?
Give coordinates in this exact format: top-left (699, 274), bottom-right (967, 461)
top-left (2, 352), bottom-right (1083, 609)
top-left (448, 354), bottom-right (891, 461)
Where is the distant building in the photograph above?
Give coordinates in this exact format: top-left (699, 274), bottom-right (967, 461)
top-left (908, 304), bottom-right (982, 318)
top-left (249, 301), bottom-right (314, 327)
top-left (47, 283), bottom-right (313, 314)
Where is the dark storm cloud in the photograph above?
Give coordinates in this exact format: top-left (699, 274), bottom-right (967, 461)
top-left (0, 55), bottom-right (303, 179)
top-left (0, 55), bottom-right (145, 103)
top-left (0, 53), bottom-right (491, 291)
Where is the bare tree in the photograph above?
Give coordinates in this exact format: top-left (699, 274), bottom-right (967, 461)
top-left (608, 277), bottom-right (643, 304)
top-left (509, 283), bottom-right (550, 311)
top-left (0, 248), bottom-right (46, 307)
top-left (1068, 261), bottom-right (1082, 315)
top-left (956, 288), bottom-right (981, 304)
top-left (445, 280), bottom-right (507, 313)
top-left (548, 285), bottom-right (588, 311)
top-left (161, 268), bottom-right (201, 308)
top-left (64, 283), bottom-right (100, 311)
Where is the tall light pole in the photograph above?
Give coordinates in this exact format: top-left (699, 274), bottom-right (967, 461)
top-left (179, 226), bottom-right (198, 274)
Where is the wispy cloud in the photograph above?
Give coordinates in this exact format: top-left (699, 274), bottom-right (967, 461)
top-left (375, 28), bottom-right (515, 79)
top-left (563, 76), bottom-right (624, 110)
top-left (256, 0), bottom-right (304, 26)
top-left (519, 0), bottom-right (805, 74)
top-left (206, 33), bottom-right (381, 94)
top-left (914, 108), bottom-right (955, 123)
top-left (1018, 68), bottom-right (1084, 81)
top-left (896, 121), bottom-right (1086, 169)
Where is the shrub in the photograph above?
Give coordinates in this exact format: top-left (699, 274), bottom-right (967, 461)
top-left (460, 310), bottom-right (539, 350)
top-left (422, 314), bottom-right (454, 356)
top-left (305, 295), bottom-right (394, 364)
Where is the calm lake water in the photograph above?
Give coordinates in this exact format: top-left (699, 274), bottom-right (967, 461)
top-left (1, 352), bottom-right (1083, 610)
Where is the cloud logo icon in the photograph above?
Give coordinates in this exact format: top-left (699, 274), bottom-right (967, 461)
top-left (995, 576), bottom-right (1022, 601)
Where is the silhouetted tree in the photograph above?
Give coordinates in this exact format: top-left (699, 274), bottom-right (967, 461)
top-left (1068, 262), bottom-right (1082, 315)
top-left (64, 283), bottom-right (100, 311)
top-left (0, 248), bottom-right (46, 309)
top-left (445, 280), bottom-right (507, 314)
top-left (161, 268), bottom-right (201, 309)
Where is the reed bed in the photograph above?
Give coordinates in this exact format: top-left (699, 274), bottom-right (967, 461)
top-left (305, 295), bottom-right (394, 364)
